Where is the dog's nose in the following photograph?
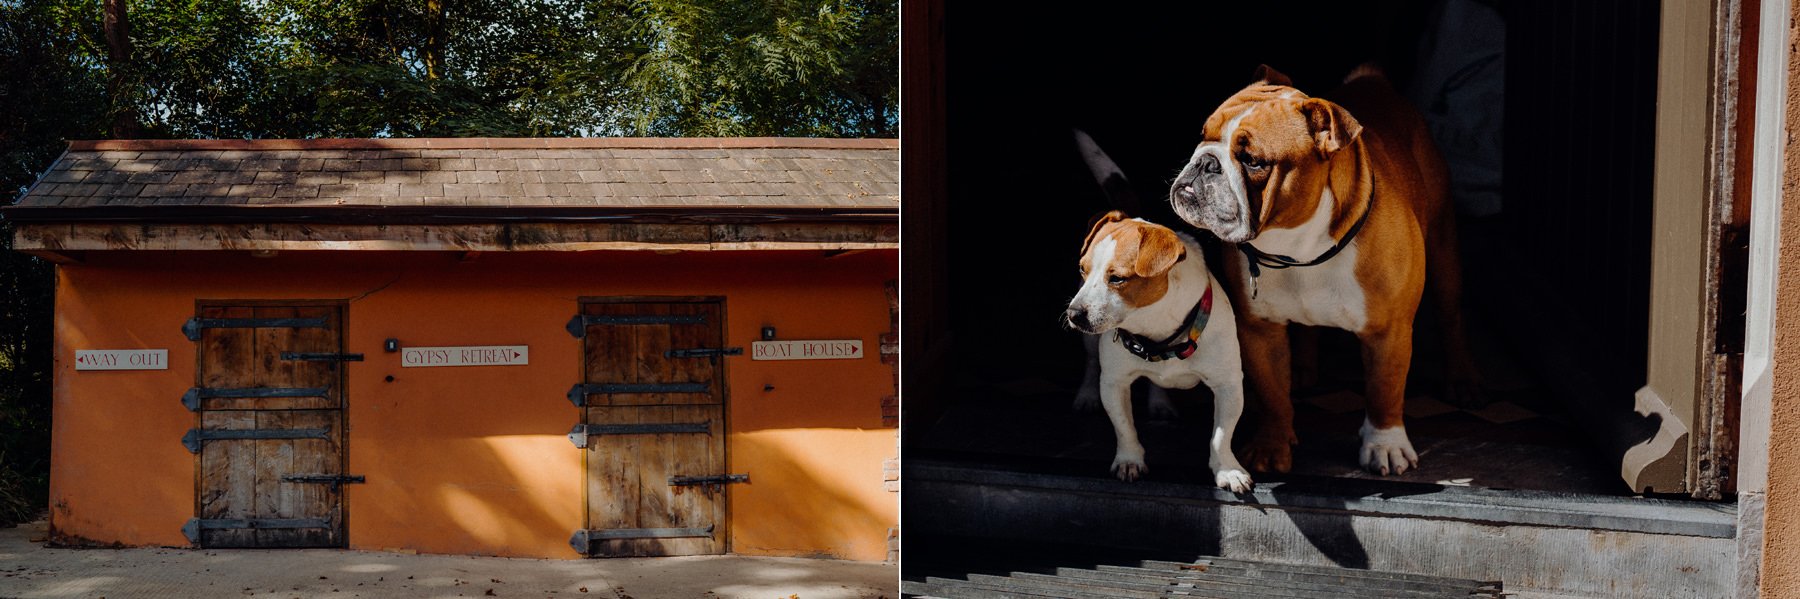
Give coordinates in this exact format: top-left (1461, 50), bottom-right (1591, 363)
top-left (1065, 308), bottom-right (1091, 331)
top-left (1198, 153), bottom-right (1223, 175)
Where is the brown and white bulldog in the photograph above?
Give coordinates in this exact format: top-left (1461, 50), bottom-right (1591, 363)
top-left (1167, 65), bottom-right (1478, 475)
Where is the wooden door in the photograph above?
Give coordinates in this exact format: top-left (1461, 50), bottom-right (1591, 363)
top-left (186, 304), bottom-right (346, 548)
top-left (576, 300), bottom-right (727, 557)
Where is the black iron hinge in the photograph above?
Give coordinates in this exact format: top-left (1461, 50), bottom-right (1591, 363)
top-left (566, 382), bottom-right (710, 406)
top-left (668, 474), bottom-right (749, 486)
top-left (183, 317), bottom-right (327, 341)
top-left (566, 313), bottom-right (707, 338)
top-left (567, 421), bottom-right (711, 448)
top-left (279, 352), bottom-right (364, 362)
top-left (181, 387), bottom-right (329, 411)
top-left (280, 474), bottom-right (366, 488)
top-left (182, 427), bottom-right (330, 453)
top-left (665, 347), bottom-right (743, 358)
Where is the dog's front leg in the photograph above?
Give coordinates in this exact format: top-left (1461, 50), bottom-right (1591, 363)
top-left (1208, 380), bottom-right (1253, 493)
top-left (1099, 373), bottom-right (1146, 481)
top-left (1358, 321), bottom-right (1420, 475)
top-left (1239, 314), bottom-right (1298, 473)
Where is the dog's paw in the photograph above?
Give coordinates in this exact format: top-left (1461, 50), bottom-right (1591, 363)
top-left (1213, 467), bottom-right (1253, 493)
top-left (1358, 419), bottom-right (1419, 476)
top-left (1241, 426), bottom-right (1297, 473)
top-left (1111, 451), bottom-right (1148, 482)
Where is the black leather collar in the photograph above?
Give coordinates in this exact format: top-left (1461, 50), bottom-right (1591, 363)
top-left (1116, 284), bottom-right (1214, 362)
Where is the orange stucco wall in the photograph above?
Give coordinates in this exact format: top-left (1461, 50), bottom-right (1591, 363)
top-left (1764, 6), bottom-right (1800, 591)
top-left (46, 249), bottom-right (897, 561)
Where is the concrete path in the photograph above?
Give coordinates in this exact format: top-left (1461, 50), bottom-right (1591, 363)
top-left (0, 521), bottom-right (896, 599)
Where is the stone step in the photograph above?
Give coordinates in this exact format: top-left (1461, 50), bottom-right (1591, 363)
top-left (905, 556), bottom-right (1503, 599)
top-left (904, 458), bottom-right (1737, 597)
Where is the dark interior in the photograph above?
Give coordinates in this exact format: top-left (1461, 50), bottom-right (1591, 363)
top-left (911, 1), bottom-right (1663, 497)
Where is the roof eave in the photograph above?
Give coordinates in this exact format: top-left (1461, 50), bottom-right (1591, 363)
top-left (0, 204), bottom-right (898, 225)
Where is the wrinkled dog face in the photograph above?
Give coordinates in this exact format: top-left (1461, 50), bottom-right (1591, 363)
top-left (1169, 80), bottom-right (1362, 243)
top-left (1063, 212), bottom-right (1186, 334)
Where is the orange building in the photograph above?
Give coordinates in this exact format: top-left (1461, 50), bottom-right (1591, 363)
top-left (5, 138), bottom-right (899, 561)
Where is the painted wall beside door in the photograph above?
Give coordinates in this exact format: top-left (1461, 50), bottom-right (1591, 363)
top-left (46, 249), bottom-right (897, 561)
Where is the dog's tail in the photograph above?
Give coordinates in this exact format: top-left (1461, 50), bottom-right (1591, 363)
top-left (1072, 128), bottom-right (1143, 214)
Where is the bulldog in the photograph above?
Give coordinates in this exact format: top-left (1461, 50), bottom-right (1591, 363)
top-left (1167, 65), bottom-right (1478, 475)
top-left (1063, 211), bottom-right (1252, 492)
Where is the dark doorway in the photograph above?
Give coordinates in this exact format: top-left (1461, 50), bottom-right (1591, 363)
top-left (909, 1), bottom-right (1663, 497)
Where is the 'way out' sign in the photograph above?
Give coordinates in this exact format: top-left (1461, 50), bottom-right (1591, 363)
top-left (401, 345), bottom-right (530, 368)
top-left (75, 349), bottom-right (168, 371)
top-left (751, 340), bottom-right (864, 361)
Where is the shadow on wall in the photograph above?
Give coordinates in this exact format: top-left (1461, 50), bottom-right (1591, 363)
top-left (730, 429), bottom-right (896, 560)
top-left (368, 430), bottom-right (895, 561)
top-left (391, 435), bottom-right (579, 557)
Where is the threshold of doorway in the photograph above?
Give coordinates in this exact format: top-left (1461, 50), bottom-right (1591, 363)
top-left (907, 456), bottom-right (1735, 539)
top-left (905, 456), bottom-right (1738, 597)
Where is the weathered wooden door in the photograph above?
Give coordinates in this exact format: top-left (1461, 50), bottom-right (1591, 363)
top-left (183, 304), bottom-right (348, 548)
top-left (570, 300), bottom-right (729, 557)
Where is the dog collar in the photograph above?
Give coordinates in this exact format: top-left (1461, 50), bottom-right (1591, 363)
top-left (1241, 190), bottom-right (1374, 279)
top-left (1117, 284), bottom-right (1214, 362)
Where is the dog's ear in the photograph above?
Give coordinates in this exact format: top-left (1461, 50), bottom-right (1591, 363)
top-left (1298, 98), bottom-right (1363, 160)
top-left (1082, 210), bottom-right (1129, 256)
top-left (1132, 226), bottom-right (1186, 277)
top-left (1253, 64), bottom-right (1294, 87)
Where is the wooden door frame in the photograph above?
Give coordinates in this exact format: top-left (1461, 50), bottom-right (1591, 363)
top-left (574, 295), bottom-right (732, 555)
top-left (1732, 0), bottom-right (1788, 591)
top-left (1637, 0), bottom-right (1760, 497)
top-left (189, 299), bottom-right (351, 548)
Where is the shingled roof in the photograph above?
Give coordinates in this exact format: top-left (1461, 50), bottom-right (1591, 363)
top-left (4, 138), bottom-right (897, 256)
top-left (6, 138), bottom-right (897, 222)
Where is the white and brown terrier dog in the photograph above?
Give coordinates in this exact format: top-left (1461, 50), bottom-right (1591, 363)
top-left (1063, 211), bottom-right (1252, 492)
top-left (1168, 65), bottom-right (1478, 476)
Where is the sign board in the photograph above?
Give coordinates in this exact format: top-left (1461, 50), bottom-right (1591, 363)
top-left (750, 340), bottom-right (864, 361)
top-left (75, 349), bottom-right (169, 371)
top-left (401, 345), bottom-right (530, 368)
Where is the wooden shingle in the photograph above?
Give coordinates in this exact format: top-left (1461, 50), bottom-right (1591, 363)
top-left (10, 138), bottom-right (897, 236)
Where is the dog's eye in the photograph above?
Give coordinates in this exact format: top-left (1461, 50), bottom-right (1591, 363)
top-left (1239, 152), bottom-right (1268, 170)
top-left (1107, 275), bottom-right (1128, 286)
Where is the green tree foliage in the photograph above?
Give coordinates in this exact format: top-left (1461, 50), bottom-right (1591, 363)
top-left (0, 0), bottom-right (895, 524)
top-left (0, 1), bottom-right (103, 524)
top-left (20, 0), bottom-right (896, 140)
